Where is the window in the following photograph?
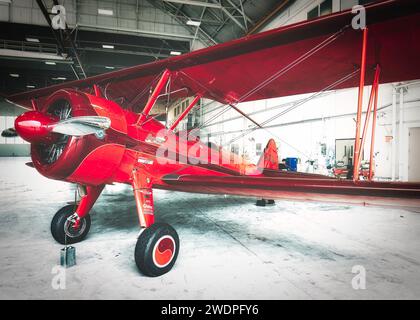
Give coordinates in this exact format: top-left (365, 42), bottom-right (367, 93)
top-left (308, 6), bottom-right (319, 20)
top-left (359, 0), bottom-right (373, 5)
top-left (341, 0), bottom-right (373, 11)
top-left (320, 0), bottom-right (332, 16)
top-left (340, 0), bottom-right (358, 10)
top-left (256, 143), bottom-right (262, 156)
top-left (174, 106), bottom-right (181, 117)
top-left (231, 144), bottom-right (239, 155)
top-left (320, 143), bottom-right (327, 156)
top-left (308, 0), bottom-right (332, 20)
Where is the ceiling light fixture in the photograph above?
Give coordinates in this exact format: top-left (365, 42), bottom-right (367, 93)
top-left (170, 51), bottom-right (182, 56)
top-left (26, 85), bottom-right (36, 89)
top-left (98, 8), bottom-right (114, 16)
top-left (105, 66), bottom-right (115, 69)
top-left (102, 44), bottom-right (114, 49)
top-left (45, 61), bottom-right (56, 65)
top-left (186, 20), bottom-right (201, 27)
top-left (26, 38), bottom-right (40, 43)
top-left (164, 0), bottom-right (221, 9)
top-left (9, 73), bottom-right (19, 78)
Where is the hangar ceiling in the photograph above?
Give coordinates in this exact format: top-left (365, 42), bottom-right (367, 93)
top-left (0, 0), bottom-right (290, 96)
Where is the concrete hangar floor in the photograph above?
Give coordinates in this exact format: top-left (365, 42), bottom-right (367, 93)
top-left (0, 157), bottom-right (419, 299)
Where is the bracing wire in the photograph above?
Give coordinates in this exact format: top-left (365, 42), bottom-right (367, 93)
top-left (181, 25), bottom-right (350, 131)
top-left (225, 68), bottom-right (360, 147)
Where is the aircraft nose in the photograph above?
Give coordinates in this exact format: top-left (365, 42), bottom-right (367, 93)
top-left (14, 111), bottom-right (58, 143)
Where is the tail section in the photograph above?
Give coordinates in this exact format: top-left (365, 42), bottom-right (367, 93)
top-left (257, 139), bottom-right (279, 170)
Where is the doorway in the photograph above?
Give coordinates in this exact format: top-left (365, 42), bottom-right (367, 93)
top-left (408, 127), bottom-right (420, 182)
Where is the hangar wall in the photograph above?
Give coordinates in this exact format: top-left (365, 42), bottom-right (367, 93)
top-left (0, 99), bottom-right (29, 157)
top-left (0, 0), bottom-right (191, 40)
top-left (201, 83), bottom-right (420, 181)
top-left (0, 0), bottom-right (198, 157)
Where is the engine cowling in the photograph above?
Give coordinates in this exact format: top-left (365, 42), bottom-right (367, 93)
top-left (19, 89), bottom-right (128, 185)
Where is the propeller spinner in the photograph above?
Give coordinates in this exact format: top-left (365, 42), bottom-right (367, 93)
top-left (12, 111), bottom-right (111, 144)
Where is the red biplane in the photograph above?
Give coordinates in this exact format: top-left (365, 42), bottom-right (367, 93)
top-left (2, 0), bottom-right (420, 276)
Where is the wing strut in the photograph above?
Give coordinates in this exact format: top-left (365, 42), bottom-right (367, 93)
top-left (353, 28), bottom-right (368, 181)
top-left (170, 94), bottom-right (202, 131)
top-left (137, 69), bottom-right (171, 125)
top-left (368, 67), bottom-right (380, 181)
top-left (357, 64), bottom-right (380, 180)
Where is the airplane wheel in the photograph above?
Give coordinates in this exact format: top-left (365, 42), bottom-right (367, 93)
top-left (134, 223), bottom-right (179, 277)
top-left (51, 205), bottom-right (91, 245)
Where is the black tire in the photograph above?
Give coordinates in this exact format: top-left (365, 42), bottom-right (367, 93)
top-left (134, 223), bottom-right (179, 277)
top-left (51, 205), bottom-right (91, 245)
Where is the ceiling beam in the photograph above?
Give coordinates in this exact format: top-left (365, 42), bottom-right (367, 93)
top-left (163, 0), bottom-right (222, 9)
top-left (79, 47), bottom-right (171, 59)
top-left (35, 0), bottom-right (81, 79)
top-left (165, 0), bottom-right (247, 31)
top-left (151, 1), bottom-right (218, 46)
top-left (225, 0), bottom-right (253, 26)
top-left (76, 23), bottom-right (195, 41)
top-left (247, 0), bottom-right (291, 35)
top-left (209, 0), bottom-right (251, 38)
top-left (0, 50), bottom-right (72, 64)
top-left (52, 0), bottom-right (87, 78)
top-left (213, 0), bottom-right (246, 31)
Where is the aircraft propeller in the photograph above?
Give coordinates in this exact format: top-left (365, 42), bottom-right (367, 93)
top-left (1, 111), bottom-right (111, 143)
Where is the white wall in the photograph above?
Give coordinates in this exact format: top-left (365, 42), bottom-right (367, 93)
top-left (0, 115), bottom-right (30, 157)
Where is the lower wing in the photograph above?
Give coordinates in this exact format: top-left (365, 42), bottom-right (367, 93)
top-left (161, 173), bottom-right (420, 210)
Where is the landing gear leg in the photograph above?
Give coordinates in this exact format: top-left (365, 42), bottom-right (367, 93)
top-left (132, 168), bottom-right (179, 277)
top-left (51, 185), bottom-right (104, 244)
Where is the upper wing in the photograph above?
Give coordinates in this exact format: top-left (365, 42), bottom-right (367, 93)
top-left (7, 0), bottom-right (420, 111)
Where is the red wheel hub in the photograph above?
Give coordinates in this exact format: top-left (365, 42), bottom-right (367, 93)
top-left (153, 236), bottom-right (175, 268)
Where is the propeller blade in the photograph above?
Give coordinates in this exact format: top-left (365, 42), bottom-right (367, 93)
top-left (25, 162), bottom-right (34, 168)
top-left (1, 128), bottom-right (18, 138)
top-left (52, 116), bottom-right (111, 137)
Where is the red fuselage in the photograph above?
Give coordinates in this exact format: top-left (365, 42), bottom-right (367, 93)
top-left (15, 89), bottom-right (255, 190)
